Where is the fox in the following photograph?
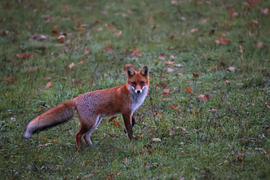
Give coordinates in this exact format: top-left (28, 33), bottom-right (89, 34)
top-left (24, 65), bottom-right (149, 149)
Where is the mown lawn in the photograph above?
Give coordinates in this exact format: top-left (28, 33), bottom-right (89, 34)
top-left (1, 0), bottom-right (270, 179)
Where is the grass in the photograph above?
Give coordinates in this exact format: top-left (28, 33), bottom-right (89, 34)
top-left (1, 0), bottom-right (270, 179)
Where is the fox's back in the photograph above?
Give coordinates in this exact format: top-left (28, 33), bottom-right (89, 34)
top-left (75, 85), bottom-right (131, 119)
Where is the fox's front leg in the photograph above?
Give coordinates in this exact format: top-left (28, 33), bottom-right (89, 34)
top-left (124, 116), bottom-right (136, 134)
top-left (122, 113), bottom-right (134, 139)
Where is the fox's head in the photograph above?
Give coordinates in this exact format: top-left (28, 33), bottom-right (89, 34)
top-left (125, 66), bottom-right (149, 95)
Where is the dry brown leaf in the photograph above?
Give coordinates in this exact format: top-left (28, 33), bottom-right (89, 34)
top-left (46, 82), bottom-right (51, 89)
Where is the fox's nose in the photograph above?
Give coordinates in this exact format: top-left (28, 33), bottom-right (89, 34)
top-left (136, 90), bottom-right (142, 94)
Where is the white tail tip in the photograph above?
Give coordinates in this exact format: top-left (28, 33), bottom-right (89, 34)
top-left (24, 131), bottom-right (32, 138)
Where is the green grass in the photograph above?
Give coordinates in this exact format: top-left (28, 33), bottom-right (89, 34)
top-left (1, 0), bottom-right (270, 179)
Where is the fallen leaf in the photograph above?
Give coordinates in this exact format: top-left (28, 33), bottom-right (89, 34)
top-left (215, 38), bottom-right (230, 44)
top-left (75, 18), bottom-right (84, 24)
top-left (165, 61), bottom-right (174, 66)
top-left (219, 61), bottom-right (226, 66)
top-left (228, 66), bottom-right (235, 71)
top-left (154, 112), bottom-right (163, 117)
top-left (229, 9), bottom-right (238, 19)
top-left (170, 105), bottom-right (180, 110)
top-left (62, 5), bottom-right (69, 10)
top-left (103, 45), bottom-right (113, 52)
top-left (46, 82), bottom-right (51, 89)
top-left (255, 148), bottom-right (266, 153)
top-left (159, 56), bottom-right (165, 60)
top-left (16, 53), bottom-right (32, 59)
top-left (113, 121), bottom-right (120, 126)
top-left (225, 80), bottom-right (230, 83)
top-left (261, 8), bottom-right (269, 14)
top-left (39, 138), bottom-right (63, 142)
top-left (237, 157), bottom-right (242, 162)
top-left (175, 64), bottom-right (182, 67)
top-left (168, 129), bottom-right (175, 135)
top-left (167, 68), bottom-right (174, 73)
top-left (78, 58), bottom-right (86, 64)
top-left (51, 30), bottom-right (58, 36)
top-left (210, 66), bottom-right (216, 70)
top-left (69, 63), bottom-right (75, 69)
top-left (248, 32), bottom-right (257, 36)
top-left (108, 116), bottom-right (117, 123)
top-left (171, 0), bottom-right (178, 5)
top-left (191, 28), bottom-right (198, 33)
top-left (130, 51), bottom-right (142, 57)
top-left (56, 38), bottom-right (64, 44)
top-left (162, 89), bottom-right (170, 96)
top-left (186, 86), bottom-right (192, 93)
top-left (196, 94), bottom-right (209, 102)
top-left (123, 64), bottom-right (134, 72)
top-left (216, 33), bottom-right (226, 38)
top-left (193, 73), bottom-right (199, 78)
top-left (204, 94), bottom-right (210, 101)
top-left (77, 27), bottom-right (85, 31)
top-left (57, 35), bottom-right (65, 39)
top-left (159, 82), bottom-right (168, 88)
top-left (29, 66), bottom-right (40, 72)
top-left (152, 138), bottom-right (161, 142)
top-left (114, 30), bottom-right (122, 37)
top-left (36, 143), bottom-right (52, 147)
top-left (203, 18), bottom-right (210, 23)
top-left (84, 174), bottom-right (94, 178)
top-left (208, 109), bottom-right (217, 112)
top-left (179, 127), bottom-right (186, 131)
top-left (181, 151), bottom-right (184, 155)
top-left (257, 42), bottom-right (263, 48)
top-left (133, 47), bottom-right (139, 51)
top-left (239, 46), bottom-right (244, 53)
top-left (84, 48), bottom-right (91, 55)
top-left (241, 54), bottom-right (244, 60)
top-left (3, 78), bottom-right (18, 82)
top-left (246, 0), bottom-right (261, 7)
top-left (97, 27), bottom-right (103, 31)
top-left (169, 55), bottom-right (174, 59)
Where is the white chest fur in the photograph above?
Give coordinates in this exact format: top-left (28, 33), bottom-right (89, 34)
top-left (128, 85), bottom-right (148, 114)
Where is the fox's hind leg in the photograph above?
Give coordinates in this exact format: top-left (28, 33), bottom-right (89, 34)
top-left (75, 123), bottom-right (90, 150)
top-left (83, 115), bottom-right (102, 147)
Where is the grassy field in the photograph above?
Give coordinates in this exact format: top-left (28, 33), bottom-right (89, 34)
top-left (1, 0), bottom-right (270, 179)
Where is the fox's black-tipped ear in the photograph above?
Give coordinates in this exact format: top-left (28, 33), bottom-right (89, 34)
top-left (126, 67), bottom-right (135, 77)
top-left (140, 66), bottom-right (148, 76)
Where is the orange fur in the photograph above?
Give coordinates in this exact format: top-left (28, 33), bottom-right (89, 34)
top-left (24, 65), bottom-right (149, 150)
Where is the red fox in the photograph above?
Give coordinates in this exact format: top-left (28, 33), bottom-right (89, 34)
top-left (24, 65), bottom-right (149, 149)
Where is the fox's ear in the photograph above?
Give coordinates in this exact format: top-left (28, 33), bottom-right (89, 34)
top-left (140, 66), bottom-right (148, 76)
top-left (126, 67), bottom-right (135, 77)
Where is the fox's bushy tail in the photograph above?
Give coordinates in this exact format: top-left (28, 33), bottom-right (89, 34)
top-left (24, 99), bottom-right (76, 138)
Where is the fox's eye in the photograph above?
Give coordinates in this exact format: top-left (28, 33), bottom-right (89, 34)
top-left (132, 82), bottom-right (136, 85)
top-left (140, 81), bottom-right (144, 85)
